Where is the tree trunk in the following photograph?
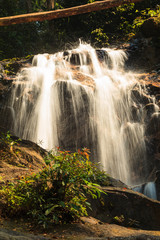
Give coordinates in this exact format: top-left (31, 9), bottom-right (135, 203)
top-left (46, 0), bottom-right (55, 10)
top-left (0, 0), bottom-right (144, 26)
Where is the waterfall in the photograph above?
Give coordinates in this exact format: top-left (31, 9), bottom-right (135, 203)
top-left (6, 43), bottom-right (154, 186)
top-left (133, 182), bottom-right (157, 200)
top-left (93, 49), bottom-right (146, 185)
top-left (144, 182), bottom-right (157, 200)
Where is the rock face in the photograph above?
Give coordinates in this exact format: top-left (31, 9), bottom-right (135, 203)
top-left (142, 78), bottom-right (160, 184)
top-left (123, 31), bottom-right (160, 188)
top-left (0, 136), bottom-right (46, 183)
top-left (56, 81), bottom-right (94, 153)
top-left (0, 56), bottom-right (95, 151)
top-left (89, 187), bottom-right (160, 230)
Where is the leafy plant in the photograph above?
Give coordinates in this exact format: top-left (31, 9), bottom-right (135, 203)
top-left (114, 215), bottom-right (125, 223)
top-left (0, 131), bottom-right (21, 151)
top-left (91, 28), bottom-right (109, 46)
top-left (132, 5), bottom-right (160, 32)
top-left (1, 148), bottom-right (108, 228)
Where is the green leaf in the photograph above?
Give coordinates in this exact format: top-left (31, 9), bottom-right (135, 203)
top-left (59, 201), bottom-right (65, 208)
top-left (45, 205), bottom-right (60, 216)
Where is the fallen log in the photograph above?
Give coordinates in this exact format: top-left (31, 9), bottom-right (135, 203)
top-left (0, 0), bottom-right (144, 26)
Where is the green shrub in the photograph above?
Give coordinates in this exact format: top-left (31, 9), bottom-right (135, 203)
top-left (1, 148), bottom-right (108, 228)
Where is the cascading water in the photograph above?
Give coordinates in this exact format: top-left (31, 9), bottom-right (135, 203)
top-left (6, 43), bottom-right (154, 187)
top-left (10, 54), bottom-right (61, 150)
top-left (133, 182), bottom-right (157, 200)
top-left (93, 49), bottom-right (147, 185)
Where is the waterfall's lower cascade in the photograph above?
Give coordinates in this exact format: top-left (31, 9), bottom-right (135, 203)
top-left (133, 182), bottom-right (157, 200)
top-left (7, 43), bottom-right (158, 187)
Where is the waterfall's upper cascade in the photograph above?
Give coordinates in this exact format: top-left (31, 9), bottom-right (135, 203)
top-left (8, 43), bottom-right (157, 186)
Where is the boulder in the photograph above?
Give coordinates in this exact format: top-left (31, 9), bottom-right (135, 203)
top-left (140, 17), bottom-right (160, 38)
top-left (89, 186), bottom-right (160, 230)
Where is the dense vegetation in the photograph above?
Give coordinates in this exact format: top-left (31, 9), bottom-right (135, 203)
top-left (0, 0), bottom-right (160, 60)
top-left (0, 133), bottom-right (108, 227)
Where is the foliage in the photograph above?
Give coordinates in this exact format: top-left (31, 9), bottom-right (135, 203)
top-left (0, 0), bottom-right (160, 60)
top-left (132, 5), bottom-right (160, 31)
top-left (1, 55), bottom-right (33, 77)
top-left (0, 148), bottom-right (108, 228)
top-left (113, 215), bottom-right (125, 224)
top-left (91, 28), bottom-right (109, 46)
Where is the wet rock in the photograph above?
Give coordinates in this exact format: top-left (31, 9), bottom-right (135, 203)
top-left (147, 83), bottom-right (160, 97)
top-left (71, 70), bottom-right (95, 88)
top-left (70, 52), bottom-right (81, 65)
top-left (96, 49), bottom-right (108, 63)
top-left (143, 103), bottom-right (159, 119)
top-left (131, 89), bottom-right (151, 105)
top-left (131, 104), bottom-right (140, 122)
top-left (56, 81), bottom-right (95, 153)
top-left (63, 49), bottom-right (108, 66)
top-left (63, 51), bottom-right (91, 66)
top-left (146, 112), bottom-right (160, 135)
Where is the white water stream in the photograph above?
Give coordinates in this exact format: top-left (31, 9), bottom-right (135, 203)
top-left (133, 182), bottom-right (157, 200)
top-left (9, 43), bottom-right (151, 186)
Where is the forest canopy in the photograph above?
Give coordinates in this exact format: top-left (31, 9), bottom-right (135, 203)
top-left (0, 0), bottom-right (160, 60)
